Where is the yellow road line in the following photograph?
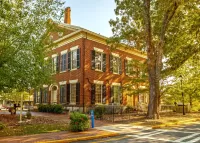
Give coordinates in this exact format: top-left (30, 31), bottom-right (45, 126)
top-left (91, 136), bottom-right (129, 143)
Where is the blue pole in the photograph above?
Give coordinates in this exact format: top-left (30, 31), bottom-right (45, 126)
top-left (91, 110), bottom-right (95, 128)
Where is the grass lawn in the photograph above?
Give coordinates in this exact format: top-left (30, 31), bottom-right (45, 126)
top-left (0, 114), bottom-right (68, 137)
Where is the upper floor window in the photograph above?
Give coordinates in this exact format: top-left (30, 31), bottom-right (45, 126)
top-left (91, 49), bottom-right (106, 72)
top-left (110, 54), bottom-right (122, 74)
top-left (60, 53), bottom-right (67, 72)
top-left (52, 54), bottom-right (59, 73)
top-left (68, 46), bottom-right (80, 71)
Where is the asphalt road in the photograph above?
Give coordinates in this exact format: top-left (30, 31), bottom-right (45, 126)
top-left (78, 122), bottom-right (200, 143)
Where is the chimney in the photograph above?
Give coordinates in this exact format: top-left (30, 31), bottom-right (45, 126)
top-left (64, 7), bottom-right (71, 24)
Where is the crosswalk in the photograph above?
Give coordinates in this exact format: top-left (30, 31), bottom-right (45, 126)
top-left (96, 124), bottom-right (200, 143)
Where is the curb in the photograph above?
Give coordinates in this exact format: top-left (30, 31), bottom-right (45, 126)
top-left (152, 119), bottom-right (199, 129)
top-left (38, 132), bottom-right (119, 143)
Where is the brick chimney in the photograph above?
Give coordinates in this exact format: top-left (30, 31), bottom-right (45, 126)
top-left (64, 7), bottom-right (71, 24)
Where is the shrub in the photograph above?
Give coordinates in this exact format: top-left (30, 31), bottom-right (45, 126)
top-left (37, 104), bottom-right (63, 114)
top-left (69, 112), bottom-right (89, 132)
top-left (26, 111), bottom-right (32, 119)
top-left (94, 106), bottom-right (105, 119)
top-left (0, 123), bottom-right (5, 130)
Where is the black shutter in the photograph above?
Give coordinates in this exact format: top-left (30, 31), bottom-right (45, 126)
top-left (119, 86), bottom-right (123, 104)
top-left (102, 84), bottom-right (106, 104)
top-left (110, 86), bottom-right (114, 103)
top-left (102, 53), bottom-right (106, 72)
top-left (66, 84), bottom-right (70, 104)
top-left (56, 55), bottom-right (60, 73)
top-left (76, 83), bottom-right (80, 104)
top-left (109, 55), bottom-right (113, 72)
top-left (119, 58), bottom-right (122, 74)
top-left (77, 48), bottom-right (80, 69)
top-left (68, 52), bottom-right (71, 71)
top-left (91, 84), bottom-right (95, 104)
top-left (91, 50), bottom-right (95, 70)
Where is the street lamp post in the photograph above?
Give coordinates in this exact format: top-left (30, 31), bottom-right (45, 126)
top-left (180, 75), bottom-right (185, 115)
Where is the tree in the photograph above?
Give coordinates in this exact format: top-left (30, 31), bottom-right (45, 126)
top-left (109, 0), bottom-right (199, 119)
top-left (0, 0), bottom-right (65, 92)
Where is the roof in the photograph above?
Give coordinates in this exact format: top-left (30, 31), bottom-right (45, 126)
top-left (54, 22), bottom-right (147, 59)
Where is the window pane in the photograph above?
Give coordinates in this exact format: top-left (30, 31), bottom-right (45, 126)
top-left (95, 52), bottom-right (102, 70)
top-left (60, 85), bottom-right (66, 103)
top-left (113, 86), bottom-right (119, 103)
top-left (70, 84), bottom-right (76, 103)
top-left (71, 50), bottom-right (77, 69)
top-left (52, 57), bottom-right (57, 73)
top-left (113, 57), bottom-right (119, 73)
top-left (61, 54), bottom-right (67, 71)
top-left (95, 84), bottom-right (102, 103)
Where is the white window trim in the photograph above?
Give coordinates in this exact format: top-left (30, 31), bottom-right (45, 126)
top-left (43, 85), bottom-right (48, 88)
top-left (52, 54), bottom-right (58, 58)
top-left (70, 45), bottom-right (79, 51)
top-left (126, 57), bottom-right (132, 60)
top-left (111, 52), bottom-right (119, 57)
top-left (59, 81), bottom-right (67, 85)
top-left (112, 83), bottom-right (121, 86)
top-left (61, 49), bottom-right (68, 55)
top-left (69, 79), bottom-right (78, 84)
top-left (94, 47), bottom-right (104, 53)
top-left (94, 80), bottom-right (104, 84)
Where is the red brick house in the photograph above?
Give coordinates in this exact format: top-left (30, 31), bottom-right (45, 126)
top-left (34, 7), bottom-right (147, 111)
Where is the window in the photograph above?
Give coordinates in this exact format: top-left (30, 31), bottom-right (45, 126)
top-left (43, 88), bottom-right (48, 103)
top-left (68, 48), bottom-right (80, 70)
top-left (113, 56), bottom-right (120, 74)
top-left (52, 55), bottom-right (59, 73)
top-left (91, 50), bottom-right (106, 72)
top-left (95, 84), bottom-right (102, 103)
top-left (95, 52), bottom-right (103, 70)
top-left (70, 84), bottom-right (76, 104)
top-left (111, 85), bottom-right (122, 104)
top-left (110, 55), bottom-right (121, 74)
top-left (71, 50), bottom-right (77, 69)
top-left (60, 85), bottom-right (66, 103)
top-left (91, 84), bottom-right (106, 104)
top-left (34, 90), bottom-right (41, 103)
top-left (61, 54), bottom-right (67, 72)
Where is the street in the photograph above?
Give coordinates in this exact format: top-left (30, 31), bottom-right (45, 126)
top-left (78, 122), bottom-right (200, 143)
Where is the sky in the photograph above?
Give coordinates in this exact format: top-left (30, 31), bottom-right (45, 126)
top-left (64, 0), bottom-right (116, 37)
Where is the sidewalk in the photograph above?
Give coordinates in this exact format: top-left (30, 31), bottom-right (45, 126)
top-left (0, 129), bottom-right (118, 143)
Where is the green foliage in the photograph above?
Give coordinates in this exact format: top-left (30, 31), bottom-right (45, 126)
top-left (0, 0), bottom-right (65, 91)
top-left (94, 106), bottom-right (106, 119)
top-left (38, 104), bottom-right (63, 114)
top-left (0, 123), bottom-right (5, 130)
top-left (69, 112), bottom-right (89, 132)
top-left (26, 111), bottom-right (32, 119)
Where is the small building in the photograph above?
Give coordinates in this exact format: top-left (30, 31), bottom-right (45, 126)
top-left (34, 7), bottom-right (147, 112)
